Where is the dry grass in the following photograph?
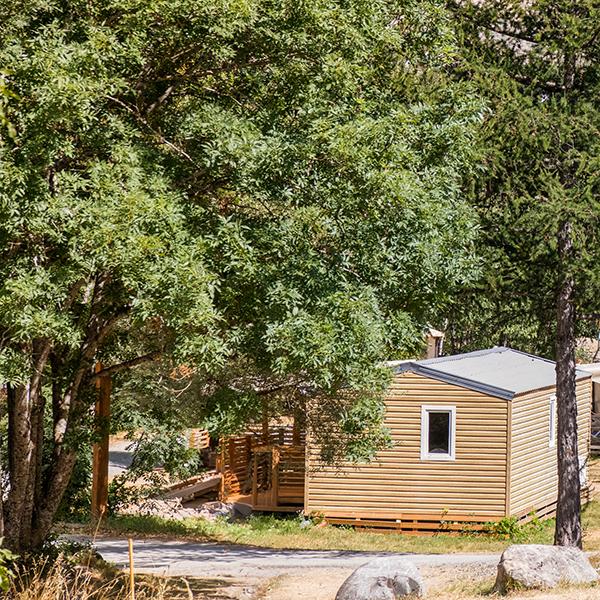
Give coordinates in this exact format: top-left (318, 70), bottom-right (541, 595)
top-left (6, 555), bottom-right (233, 600)
top-left (8, 556), bottom-right (152, 600)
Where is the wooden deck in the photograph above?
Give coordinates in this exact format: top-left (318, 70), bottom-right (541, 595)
top-left (217, 425), bottom-right (305, 512)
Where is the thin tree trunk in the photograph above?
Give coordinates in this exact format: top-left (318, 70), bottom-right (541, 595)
top-left (20, 390), bottom-right (45, 548)
top-left (0, 442), bottom-right (4, 540)
top-left (4, 341), bottom-right (51, 552)
top-left (5, 383), bottom-right (33, 552)
top-left (32, 448), bottom-right (78, 549)
top-left (554, 220), bottom-right (582, 548)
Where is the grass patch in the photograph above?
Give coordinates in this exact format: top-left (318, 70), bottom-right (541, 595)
top-left (97, 513), bottom-right (532, 554)
top-left (61, 499), bottom-right (600, 555)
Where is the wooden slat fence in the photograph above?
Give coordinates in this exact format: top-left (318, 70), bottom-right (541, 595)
top-left (186, 428), bottom-right (210, 450)
top-left (218, 425), bottom-right (305, 508)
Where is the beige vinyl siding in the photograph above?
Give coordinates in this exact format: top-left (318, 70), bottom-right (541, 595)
top-left (306, 372), bottom-right (509, 521)
top-left (509, 377), bottom-right (592, 517)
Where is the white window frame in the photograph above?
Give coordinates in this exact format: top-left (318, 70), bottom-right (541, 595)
top-left (420, 405), bottom-right (456, 461)
top-left (549, 394), bottom-right (557, 448)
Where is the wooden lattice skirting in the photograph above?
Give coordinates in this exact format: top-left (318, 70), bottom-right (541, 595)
top-left (317, 494), bottom-right (590, 534)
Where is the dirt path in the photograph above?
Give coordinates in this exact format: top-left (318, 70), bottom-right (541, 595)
top-left (257, 564), bottom-right (499, 600)
top-left (258, 564), bottom-right (600, 600)
top-left (91, 536), bottom-right (500, 579)
top-left (90, 537), bottom-right (600, 599)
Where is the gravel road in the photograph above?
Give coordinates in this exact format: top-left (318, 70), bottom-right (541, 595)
top-left (109, 439), bottom-right (135, 478)
top-left (91, 536), bottom-right (500, 579)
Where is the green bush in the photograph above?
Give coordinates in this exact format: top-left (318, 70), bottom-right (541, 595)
top-left (0, 543), bottom-right (17, 592)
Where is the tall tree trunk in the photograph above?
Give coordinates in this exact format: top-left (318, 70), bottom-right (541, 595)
top-left (5, 383), bottom-right (34, 552)
top-left (4, 341), bottom-right (51, 552)
top-left (554, 220), bottom-right (582, 548)
top-left (20, 390), bottom-right (45, 548)
top-left (0, 439), bottom-right (4, 540)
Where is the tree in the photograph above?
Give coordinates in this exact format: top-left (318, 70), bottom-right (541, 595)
top-left (108, 0), bottom-right (483, 461)
top-left (0, 0), bottom-right (481, 551)
top-left (446, 0), bottom-right (600, 547)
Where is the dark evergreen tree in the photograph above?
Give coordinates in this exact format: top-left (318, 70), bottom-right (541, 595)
top-left (447, 0), bottom-right (600, 547)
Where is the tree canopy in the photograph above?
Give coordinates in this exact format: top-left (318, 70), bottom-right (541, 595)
top-left (444, 0), bottom-right (600, 357)
top-left (0, 0), bottom-right (482, 550)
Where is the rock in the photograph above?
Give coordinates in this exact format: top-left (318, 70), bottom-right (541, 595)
top-left (495, 544), bottom-right (599, 593)
top-left (131, 497), bottom-right (192, 519)
top-left (197, 500), bottom-right (252, 522)
top-left (335, 557), bottom-right (425, 600)
top-left (119, 497), bottom-right (253, 522)
top-left (232, 501), bottom-right (253, 519)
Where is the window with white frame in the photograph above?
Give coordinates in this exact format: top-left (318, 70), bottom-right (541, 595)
top-left (420, 405), bottom-right (456, 461)
top-left (549, 394), bottom-right (557, 448)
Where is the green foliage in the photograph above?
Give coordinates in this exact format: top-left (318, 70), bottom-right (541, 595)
top-left (445, 0), bottom-right (600, 355)
top-left (129, 433), bottom-right (202, 482)
top-left (0, 0), bottom-right (481, 387)
top-left (0, 544), bottom-right (16, 592)
top-left (325, 393), bottom-right (393, 463)
top-left (71, 0), bottom-right (485, 459)
top-left (486, 515), bottom-right (551, 544)
top-left (0, 0), bottom-right (485, 549)
top-left (56, 450), bottom-right (92, 523)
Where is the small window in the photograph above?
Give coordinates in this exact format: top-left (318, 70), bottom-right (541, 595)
top-left (421, 405), bottom-right (456, 461)
top-left (549, 395), bottom-right (557, 448)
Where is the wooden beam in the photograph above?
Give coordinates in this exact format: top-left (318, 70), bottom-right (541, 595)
top-left (272, 447), bottom-right (280, 507)
top-left (252, 453), bottom-right (258, 506)
top-left (261, 400), bottom-right (269, 443)
top-left (292, 413), bottom-right (301, 446)
top-left (91, 363), bottom-right (111, 524)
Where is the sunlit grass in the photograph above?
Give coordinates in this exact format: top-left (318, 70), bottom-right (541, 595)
top-left (93, 502), bottom-right (600, 555)
top-left (56, 498), bottom-right (600, 556)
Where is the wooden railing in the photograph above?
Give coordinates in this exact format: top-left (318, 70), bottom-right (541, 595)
top-left (591, 413), bottom-right (600, 454)
top-left (218, 425), bottom-right (305, 509)
top-left (251, 444), bottom-right (305, 509)
top-left (186, 428), bottom-right (210, 450)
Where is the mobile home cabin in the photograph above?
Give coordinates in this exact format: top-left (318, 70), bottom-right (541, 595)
top-left (305, 347), bottom-right (592, 528)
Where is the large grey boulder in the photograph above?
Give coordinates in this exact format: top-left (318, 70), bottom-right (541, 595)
top-left (495, 544), bottom-right (599, 593)
top-left (336, 557), bottom-right (425, 600)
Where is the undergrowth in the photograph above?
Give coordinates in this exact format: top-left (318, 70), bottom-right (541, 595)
top-left (5, 550), bottom-right (224, 600)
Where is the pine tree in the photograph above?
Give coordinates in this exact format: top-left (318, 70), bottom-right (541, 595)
top-left (448, 0), bottom-right (600, 546)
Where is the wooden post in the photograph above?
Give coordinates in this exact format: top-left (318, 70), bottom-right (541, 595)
top-left (272, 447), bottom-right (280, 507)
top-left (292, 413), bottom-right (301, 446)
top-left (217, 440), bottom-right (226, 501)
top-left (252, 453), bottom-right (258, 506)
top-left (128, 538), bottom-right (135, 600)
top-left (262, 400), bottom-right (270, 443)
top-left (91, 363), bottom-right (111, 524)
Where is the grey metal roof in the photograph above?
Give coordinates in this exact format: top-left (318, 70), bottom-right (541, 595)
top-left (393, 347), bottom-right (592, 400)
